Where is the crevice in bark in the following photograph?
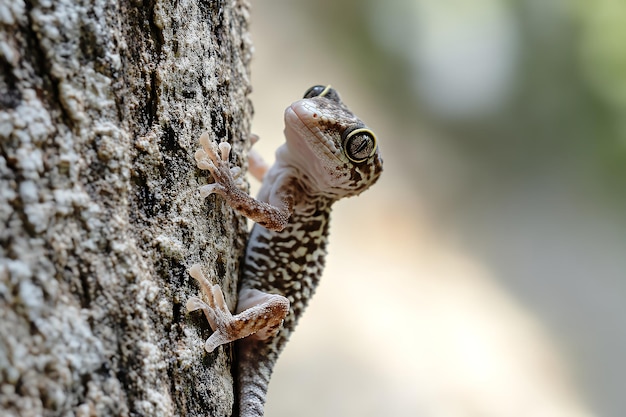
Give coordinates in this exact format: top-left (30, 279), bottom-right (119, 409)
top-left (145, 0), bottom-right (164, 128)
top-left (0, 54), bottom-right (22, 109)
top-left (77, 262), bottom-right (93, 309)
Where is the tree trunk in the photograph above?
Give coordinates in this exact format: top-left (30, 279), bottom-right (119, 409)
top-left (0, 0), bottom-right (252, 416)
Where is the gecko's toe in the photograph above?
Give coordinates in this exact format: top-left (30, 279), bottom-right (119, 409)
top-left (218, 142), bottom-right (232, 162)
top-left (186, 296), bottom-right (207, 312)
top-left (195, 149), bottom-right (213, 171)
top-left (230, 166), bottom-right (242, 178)
top-left (189, 264), bottom-right (204, 280)
top-left (199, 184), bottom-right (225, 198)
top-left (199, 133), bottom-right (221, 162)
top-left (205, 332), bottom-right (230, 353)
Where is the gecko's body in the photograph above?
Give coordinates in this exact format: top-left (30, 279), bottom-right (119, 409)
top-left (187, 85), bottom-right (382, 417)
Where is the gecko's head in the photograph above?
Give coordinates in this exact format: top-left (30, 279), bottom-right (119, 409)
top-left (283, 85), bottom-right (383, 199)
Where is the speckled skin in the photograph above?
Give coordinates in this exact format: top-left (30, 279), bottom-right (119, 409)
top-left (188, 86), bottom-right (383, 417)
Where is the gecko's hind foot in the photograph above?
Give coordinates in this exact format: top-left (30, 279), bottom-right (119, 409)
top-left (187, 264), bottom-right (290, 352)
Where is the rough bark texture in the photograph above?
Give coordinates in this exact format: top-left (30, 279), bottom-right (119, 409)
top-left (0, 0), bottom-right (253, 416)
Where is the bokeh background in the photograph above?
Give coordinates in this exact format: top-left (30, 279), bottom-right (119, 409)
top-left (247, 1), bottom-right (626, 416)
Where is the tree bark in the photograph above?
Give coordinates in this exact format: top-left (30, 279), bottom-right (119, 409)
top-left (0, 0), bottom-right (252, 415)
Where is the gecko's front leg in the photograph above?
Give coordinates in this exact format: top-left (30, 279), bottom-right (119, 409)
top-left (186, 265), bottom-right (290, 352)
top-left (247, 134), bottom-right (271, 182)
top-left (194, 132), bottom-right (292, 231)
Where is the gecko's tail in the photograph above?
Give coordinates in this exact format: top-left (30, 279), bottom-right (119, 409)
top-left (235, 339), bottom-right (280, 417)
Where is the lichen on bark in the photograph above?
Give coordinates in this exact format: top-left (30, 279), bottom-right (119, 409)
top-left (0, 0), bottom-right (253, 416)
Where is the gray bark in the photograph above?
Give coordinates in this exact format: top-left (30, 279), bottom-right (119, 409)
top-left (0, 0), bottom-right (253, 415)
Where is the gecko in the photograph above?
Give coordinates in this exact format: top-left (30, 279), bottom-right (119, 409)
top-left (186, 85), bottom-right (383, 417)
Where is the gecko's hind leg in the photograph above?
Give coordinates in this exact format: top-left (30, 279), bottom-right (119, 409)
top-left (187, 264), bottom-right (290, 352)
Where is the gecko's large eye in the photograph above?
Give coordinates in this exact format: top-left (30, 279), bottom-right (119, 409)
top-left (342, 127), bottom-right (377, 163)
top-left (303, 85), bottom-right (341, 102)
top-left (303, 85), bottom-right (327, 98)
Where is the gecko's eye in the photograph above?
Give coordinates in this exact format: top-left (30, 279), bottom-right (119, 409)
top-left (342, 127), bottom-right (377, 164)
top-left (303, 85), bottom-right (341, 102)
top-left (303, 85), bottom-right (327, 98)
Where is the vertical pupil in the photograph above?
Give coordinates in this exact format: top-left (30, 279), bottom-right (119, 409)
top-left (348, 135), bottom-right (371, 159)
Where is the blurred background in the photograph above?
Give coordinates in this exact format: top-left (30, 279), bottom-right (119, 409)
top-left (247, 1), bottom-right (626, 416)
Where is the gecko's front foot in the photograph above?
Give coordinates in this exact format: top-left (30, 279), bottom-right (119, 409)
top-left (193, 131), bottom-right (292, 231)
top-left (194, 132), bottom-right (246, 198)
top-left (187, 264), bottom-right (290, 352)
